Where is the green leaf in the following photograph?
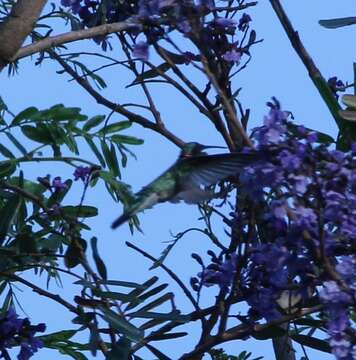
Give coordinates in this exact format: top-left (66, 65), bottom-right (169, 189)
top-left (93, 290), bottom-right (140, 305)
top-left (149, 331), bottom-right (187, 341)
top-left (0, 193), bottom-right (22, 245)
top-left (125, 283), bottom-right (168, 311)
top-left (107, 337), bottom-right (131, 360)
top-left (293, 318), bottom-right (324, 328)
top-left (252, 325), bottom-right (286, 340)
top-left (70, 60), bottom-right (107, 89)
top-left (139, 318), bottom-right (168, 331)
top-left (101, 140), bottom-right (112, 171)
top-left (11, 107), bottom-right (39, 126)
top-left (40, 234), bottom-right (64, 252)
top-left (291, 334), bottom-right (331, 353)
top-left (145, 343), bottom-right (170, 360)
top-left (45, 104), bottom-right (87, 122)
top-left (132, 292), bottom-right (173, 313)
top-left (128, 310), bottom-right (189, 323)
top-left (40, 330), bottom-right (77, 345)
top-left (63, 132), bottom-right (79, 154)
top-left (111, 135), bottom-right (144, 145)
top-left (21, 125), bottom-right (53, 144)
top-left (319, 17), bottom-right (356, 29)
top-left (129, 63), bottom-right (171, 87)
top-left (84, 135), bottom-right (105, 167)
top-left (0, 143), bottom-right (15, 159)
top-left (9, 177), bottom-right (46, 197)
top-left (286, 122), bottom-right (334, 145)
top-left (65, 238), bottom-right (87, 268)
top-left (99, 307), bottom-right (144, 342)
top-left (90, 237), bottom-right (107, 280)
top-left (0, 161), bottom-right (16, 177)
top-left (74, 279), bottom-right (143, 289)
top-left (61, 205), bottom-right (98, 218)
top-left (97, 121), bottom-right (132, 135)
top-left (83, 115), bottom-right (106, 132)
top-left (98, 171), bottom-right (134, 204)
top-left (4, 132), bottom-right (27, 155)
top-left (126, 276), bottom-right (159, 299)
top-left (150, 239), bottom-right (177, 270)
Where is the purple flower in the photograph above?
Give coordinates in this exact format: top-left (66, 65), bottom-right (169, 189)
top-left (328, 310), bottom-right (350, 335)
top-left (238, 13), bottom-right (252, 31)
top-left (330, 334), bottom-right (352, 359)
top-left (222, 49), bottom-right (241, 63)
top-left (293, 206), bottom-right (317, 231)
top-left (133, 41), bottom-right (149, 60)
top-left (177, 20), bottom-right (191, 34)
top-left (307, 132), bottom-right (318, 143)
top-left (247, 288), bottom-right (280, 321)
top-left (74, 166), bottom-right (92, 182)
top-left (278, 150), bottom-right (302, 171)
top-left (319, 281), bottom-right (352, 305)
top-left (0, 308), bottom-right (46, 359)
top-left (336, 256), bottom-right (356, 283)
top-left (253, 107), bottom-right (288, 145)
top-left (328, 76), bottom-right (345, 99)
top-left (199, 253), bottom-right (238, 290)
top-left (51, 177), bottom-right (67, 191)
top-left (61, 0), bottom-right (82, 14)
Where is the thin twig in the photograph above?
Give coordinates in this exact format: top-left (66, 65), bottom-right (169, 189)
top-left (126, 241), bottom-right (200, 311)
top-left (50, 49), bottom-right (184, 147)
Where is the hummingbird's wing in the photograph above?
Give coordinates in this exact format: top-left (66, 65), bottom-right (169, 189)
top-left (180, 152), bottom-right (260, 188)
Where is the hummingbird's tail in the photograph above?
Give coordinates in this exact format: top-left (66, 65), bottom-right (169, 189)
top-left (111, 213), bottom-right (131, 229)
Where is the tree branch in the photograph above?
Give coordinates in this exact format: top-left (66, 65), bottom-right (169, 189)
top-left (12, 20), bottom-right (136, 62)
top-left (0, 0), bottom-right (47, 69)
top-left (269, 0), bottom-right (343, 130)
top-left (180, 305), bottom-right (323, 359)
top-left (49, 49), bottom-right (185, 147)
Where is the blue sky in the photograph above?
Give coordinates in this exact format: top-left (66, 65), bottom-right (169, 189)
top-left (0, 1), bottom-right (354, 359)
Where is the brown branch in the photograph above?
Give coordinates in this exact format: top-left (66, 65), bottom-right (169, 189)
top-left (0, 0), bottom-right (47, 69)
top-left (0, 180), bottom-right (49, 212)
top-left (269, 0), bottom-right (343, 130)
top-left (6, 273), bottom-right (78, 313)
top-left (13, 21), bottom-right (136, 62)
top-left (49, 49), bottom-right (184, 147)
top-left (155, 45), bottom-right (235, 150)
top-left (180, 305), bottom-right (323, 360)
top-left (200, 54), bottom-right (254, 149)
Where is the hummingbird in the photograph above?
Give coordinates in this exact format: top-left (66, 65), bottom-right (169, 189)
top-left (111, 142), bottom-right (260, 229)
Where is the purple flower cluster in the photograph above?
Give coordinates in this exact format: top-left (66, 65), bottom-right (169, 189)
top-left (73, 166), bottom-right (92, 182)
top-left (195, 99), bottom-right (355, 358)
top-left (328, 76), bottom-right (345, 99)
top-left (60, 0), bottom-right (253, 63)
top-left (0, 308), bottom-right (46, 360)
top-left (52, 176), bottom-right (68, 191)
top-left (198, 253), bottom-right (238, 291)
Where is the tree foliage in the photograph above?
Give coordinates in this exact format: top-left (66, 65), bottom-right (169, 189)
top-left (0, 1), bottom-right (354, 359)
